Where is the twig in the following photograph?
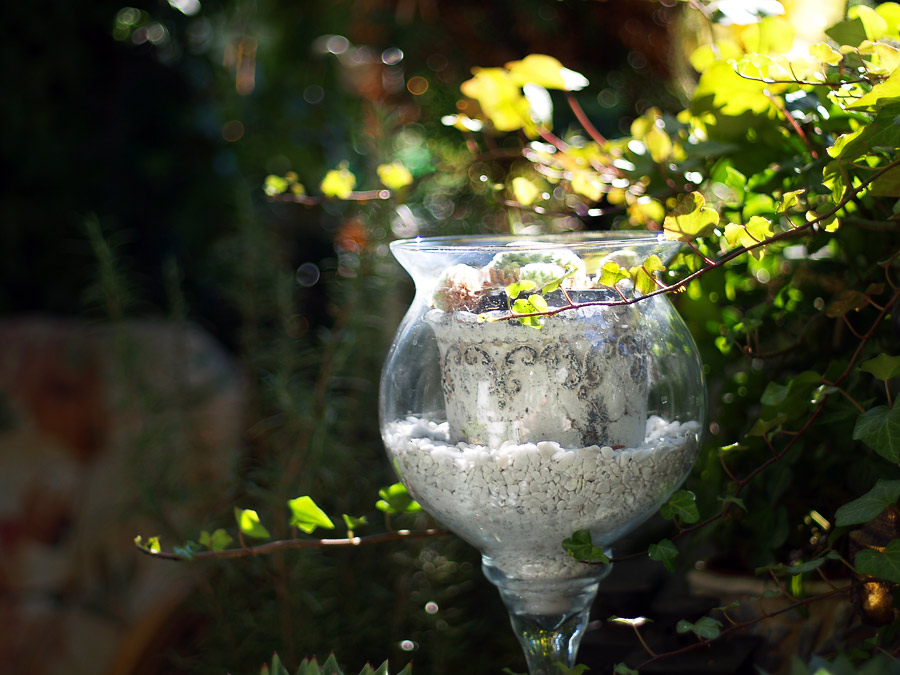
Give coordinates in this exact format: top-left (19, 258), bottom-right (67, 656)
top-left (136, 527), bottom-right (450, 562)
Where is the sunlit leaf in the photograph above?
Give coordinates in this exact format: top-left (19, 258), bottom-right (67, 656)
top-left (847, 68), bottom-right (900, 111)
top-left (376, 162), bottom-right (413, 191)
top-left (663, 191), bottom-right (719, 242)
top-left (511, 176), bottom-right (542, 206)
top-left (835, 479), bottom-right (900, 527)
top-left (776, 189), bottom-right (805, 213)
top-left (376, 483), bottom-right (422, 515)
top-left (342, 514), bottom-right (368, 533)
top-left (506, 279), bottom-right (538, 300)
top-left (288, 496), bottom-right (336, 534)
top-left (234, 507), bottom-right (271, 540)
top-left (505, 54), bottom-right (589, 91)
top-left (264, 174), bottom-right (290, 196)
top-left (320, 162), bottom-right (357, 198)
top-left (570, 170), bottom-right (605, 202)
top-left (598, 261), bottom-right (630, 288)
top-left (809, 42), bottom-right (842, 66)
top-left (854, 403), bottom-right (900, 463)
top-left (848, 4), bottom-right (888, 41)
top-left (460, 67), bottom-right (531, 132)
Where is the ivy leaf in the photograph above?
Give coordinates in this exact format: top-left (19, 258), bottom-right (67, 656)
top-left (854, 403), bottom-right (900, 463)
top-left (676, 616), bottom-right (722, 640)
top-left (861, 354), bottom-right (900, 381)
top-left (598, 261), bottom-right (630, 289)
top-left (199, 528), bottom-right (234, 551)
top-left (629, 255), bottom-right (665, 296)
top-left (648, 539), bottom-right (678, 572)
top-left (825, 289), bottom-right (868, 318)
top-left (505, 54), bottom-right (589, 91)
top-left (234, 507), bottom-right (271, 540)
top-left (376, 483), bottom-right (422, 515)
top-left (848, 67), bottom-right (900, 111)
top-left (342, 514), bottom-right (368, 533)
top-left (809, 42), bottom-right (842, 66)
top-left (288, 496), bottom-right (336, 534)
top-left (785, 553), bottom-right (840, 576)
top-left (506, 279), bottom-right (538, 300)
top-left (663, 192), bottom-right (719, 242)
top-left (856, 538), bottom-right (900, 584)
top-left (460, 67), bottom-right (531, 132)
top-left (376, 162), bottom-right (413, 191)
top-left (528, 293), bottom-right (549, 312)
top-left (135, 535), bottom-right (161, 553)
top-left (562, 530), bottom-right (610, 563)
top-left (659, 490), bottom-right (700, 524)
top-left (511, 176), bottom-right (542, 206)
top-left (613, 665), bottom-right (639, 675)
top-left (320, 162), bottom-right (357, 198)
top-left (834, 479), bottom-right (900, 527)
top-left (776, 189), bottom-right (805, 214)
top-left (173, 540), bottom-right (202, 560)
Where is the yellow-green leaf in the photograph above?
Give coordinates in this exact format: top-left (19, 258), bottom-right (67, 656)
top-left (598, 261), bottom-right (629, 288)
top-left (264, 174), bottom-right (289, 196)
top-left (849, 4), bottom-right (888, 41)
top-left (570, 170), bottom-right (605, 202)
top-left (505, 54), bottom-right (589, 91)
top-left (460, 67), bottom-right (531, 132)
top-left (320, 162), bottom-right (357, 198)
top-left (663, 191), bottom-right (719, 242)
top-left (809, 42), bottom-right (842, 66)
top-left (512, 176), bottom-right (542, 206)
top-left (376, 162), bottom-right (413, 191)
top-left (776, 189), bottom-right (805, 213)
top-left (288, 496), bottom-right (336, 534)
top-left (234, 507), bottom-right (271, 540)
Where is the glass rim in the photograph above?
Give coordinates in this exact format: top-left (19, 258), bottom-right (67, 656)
top-left (390, 230), bottom-right (669, 253)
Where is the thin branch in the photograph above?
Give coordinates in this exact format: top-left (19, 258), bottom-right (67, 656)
top-left (136, 527), bottom-right (450, 562)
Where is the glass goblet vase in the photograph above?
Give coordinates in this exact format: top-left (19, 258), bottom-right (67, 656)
top-left (379, 233), bottom-right (706, 674)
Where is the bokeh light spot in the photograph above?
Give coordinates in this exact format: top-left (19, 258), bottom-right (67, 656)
top-left (407, 76), bottom-right (429, 95)
top-left (296, 262), bottom-right (320, 287)
top-left (222, 120), bottom-right (244, 142)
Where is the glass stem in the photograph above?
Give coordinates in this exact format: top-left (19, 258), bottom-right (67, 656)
top-left (509, 608), bottom-right (592, 675)
top-left (482, 557), bottom-right (611, 675)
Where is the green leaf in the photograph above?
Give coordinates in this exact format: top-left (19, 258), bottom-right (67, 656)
top-left (856, 538), bottom-right (900, 583)
top-left (597, 261), bottom-right (630, 288)
top-left (288, 496), bottom-right (336, 534)
top-left (234, 507), bottom-right (271, 540)
top-left (785, 553), bottom-right (840, 576)
top-left (848, 67), bottom-right (900, 111)
top-left (854, 403), bottom-right (900, 463)
top-left (199, 528), bottom-right (233, 552)
top-left (648, 539), bottom-right (678, 572)
top-left (663, 191), bottom-right (719, 242)
top-left (528, 293), bottom-right (549, 312)
top-left (376, 483), bottom-right (422, 515)
top-left (562, 530), bottom-right (610, 563)
top-left (659, 490), bottom-right (699, 524)
top-left (613, 665), bottom-right (639, 675)
top-left (776, 188), bottom-right (805, 214)
top-left (676, 616), bottom-right (722, 640)
top-left (506, 279), bottom-right (538, 300)
top-left (861, 354), bottom-right (900, 381)
top-left (343, 514), bottom-right (368, 532)
top-left (835, 479), bottom-right (900, 526)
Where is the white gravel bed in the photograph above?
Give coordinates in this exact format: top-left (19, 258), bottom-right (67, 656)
top-left (384, 415), bottom-right (700, 581)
